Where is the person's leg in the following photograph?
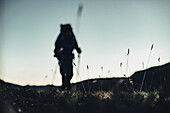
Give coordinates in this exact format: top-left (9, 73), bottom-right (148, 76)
top-left (60, 59), bottom-right (73, 90)
top-left (60, 60), bottom-right (67, 89)
top-left (67, 60), bottom-right (73, 89)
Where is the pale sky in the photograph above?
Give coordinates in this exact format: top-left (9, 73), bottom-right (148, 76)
top-left (1, 0), bottom-right (170, 86)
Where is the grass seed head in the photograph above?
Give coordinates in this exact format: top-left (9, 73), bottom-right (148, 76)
top-left (151, 44), bottom-right (154, 50)
top-left (77, 3), bottom-right (83, 17)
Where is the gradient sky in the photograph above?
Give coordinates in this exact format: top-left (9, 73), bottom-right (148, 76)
top-left (1, 0), bottom-right (170, 86)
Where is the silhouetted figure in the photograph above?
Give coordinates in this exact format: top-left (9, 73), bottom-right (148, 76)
top-left (54, 24), bottom-right (81, 90)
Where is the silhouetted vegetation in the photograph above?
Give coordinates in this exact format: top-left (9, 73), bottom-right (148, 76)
top-left (0, 62), bottom-right (170, 113)
top-left (0, 82), bottom-right (169, 113)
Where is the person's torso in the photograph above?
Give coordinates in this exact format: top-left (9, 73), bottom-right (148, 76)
top-left (60, 35), bottom-right (75, 56)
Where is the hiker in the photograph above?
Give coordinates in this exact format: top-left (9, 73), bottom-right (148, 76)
top-left (54, 24), bottom-right (81, 90)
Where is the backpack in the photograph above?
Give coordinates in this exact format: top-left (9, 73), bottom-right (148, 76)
top-left (54, 24), bottom-right (76, 61)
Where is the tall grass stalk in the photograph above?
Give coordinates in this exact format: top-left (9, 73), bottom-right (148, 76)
top-left (51, 64), bottom-right (58, 85)
top-left (101, 66), bottom-right (103, 77)
top-left (126, 48), bottom-right (130, 76)
top-left (142, 62), bottom-right (144, 70)
top-left (87, 65), bottom-right (89, 79)
top-left (75, 4), bottom-right (83, 81)
top-left (158, 57), bottom-right (162, 86)
top-left (120, 62), bottom-right (122, 76)
top-left (139, 44), bottom-right (154, 92)
top-left (73, 62), bottom-right (87, 93)
top-left (108, 70), bottom-right (111, 77)
top-left (75, 3), bottom-right (83, 34)
top-left (87, 65), bottom-right (90, 91)
top-left (76, 55), bottom-right (81, 83)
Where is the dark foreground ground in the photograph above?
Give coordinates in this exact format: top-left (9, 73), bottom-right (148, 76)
top-left (0, 79), bottom-right (170, 113)
top-left (1, 62), bottom-right (170, 113)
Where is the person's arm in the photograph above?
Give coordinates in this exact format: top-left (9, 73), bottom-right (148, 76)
top-left (73, 35), bottom-right (81, 54)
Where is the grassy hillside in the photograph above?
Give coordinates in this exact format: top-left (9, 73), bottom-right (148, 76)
top-left (0, 78), bottom-right (170, 113)
top-left (0, 62), bottom-right (170, 113)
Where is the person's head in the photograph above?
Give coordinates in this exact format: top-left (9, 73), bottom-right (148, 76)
top-left (60, 24), bottom-right (72, 35)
